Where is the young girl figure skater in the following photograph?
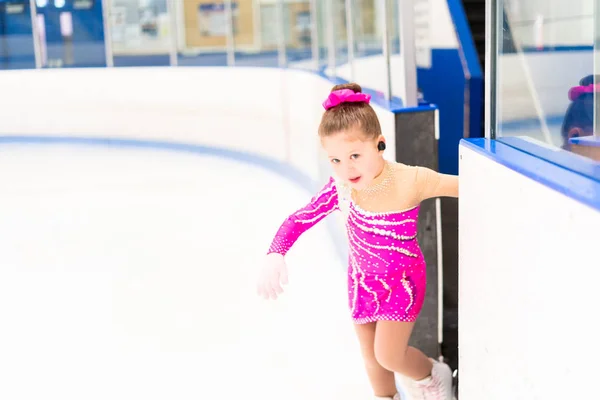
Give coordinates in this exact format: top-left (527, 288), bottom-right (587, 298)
top-left (257, 83), bottom-right (458, 400)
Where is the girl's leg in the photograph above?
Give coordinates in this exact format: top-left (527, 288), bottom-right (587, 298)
top-left (375, 320), bottom-right (453, 399)
top-left (373, 320), bottom-right (432, 380)
top-left (354, 322), bottom-right (397, 398)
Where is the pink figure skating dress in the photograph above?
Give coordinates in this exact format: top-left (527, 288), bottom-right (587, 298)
top-left (268, 161), bottom-right (427, 324)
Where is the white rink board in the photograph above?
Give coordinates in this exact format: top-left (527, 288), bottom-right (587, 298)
top-left (0, 67), bottom-right (396, 186)
top-left (458, 142), bottom-right (600, 399)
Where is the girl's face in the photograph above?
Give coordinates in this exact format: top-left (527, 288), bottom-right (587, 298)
top-left (320, 127), bottom-right (386, 190)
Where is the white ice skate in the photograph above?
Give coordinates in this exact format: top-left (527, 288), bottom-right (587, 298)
top-left (394, 359), bottom-right (454, 400)
top-left (373, 394), bottom-right (402, 400)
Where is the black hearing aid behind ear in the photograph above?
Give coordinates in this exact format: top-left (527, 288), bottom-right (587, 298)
top-left (377, 141), bottom-right (386, 151)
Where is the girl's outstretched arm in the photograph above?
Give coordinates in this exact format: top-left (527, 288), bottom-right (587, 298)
top-left (415, 166), bottom-right (459, 201)
top-left (267, 176), bottom-right (339, 256)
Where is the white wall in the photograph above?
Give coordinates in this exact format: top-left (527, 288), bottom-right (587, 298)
top-left (0, 67), bottom-right (286, 162)
top-left (0, 67), bottom-right (395, 187)
top-left (458, 142), bottom-right (600, 399)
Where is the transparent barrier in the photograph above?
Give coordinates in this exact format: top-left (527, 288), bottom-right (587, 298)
top-left (491, 0), bottom-right (599, 160)
top-left (108, 0), bottom-right (174, 67)
top-left (0, 0), bottom-right (416, 105)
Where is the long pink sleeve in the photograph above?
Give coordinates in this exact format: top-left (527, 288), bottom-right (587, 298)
top-left (268, 176), bottom-right (339, 256)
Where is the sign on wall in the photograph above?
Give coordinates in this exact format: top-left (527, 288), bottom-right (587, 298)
top-left (198, 3), bottom-right (239, 37)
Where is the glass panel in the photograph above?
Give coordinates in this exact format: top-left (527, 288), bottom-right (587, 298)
top-left (320, 0), bottom-right (338, 76)
top-left (321, 0), bottom-right (347, 78)
top-left (34, 0), bottom-right (107, 68)
top-left (230, 1), bottom-right (278, 68)
top-left (352, 0), bottom-right (385, 91)
top-left (283, 1), bottom-right (314, 70)
top-left (108, 0), bottom-right (172, 67)
top-left (315, 0), bottom-right (328, 70)
top-left (354, 0), bottom-right (382, 59)
top-left (495, 0), bottom-right (598, 160)
top-left (389, 0), bottom-right (404, 101)
top-left (232, 0), bottom-right (269, 67)
top-left (0, 0), bottom-right (37, 69)
top-left (333, 0), bottom-right (347, 68)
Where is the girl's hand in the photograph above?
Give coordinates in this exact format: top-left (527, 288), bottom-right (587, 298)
top-left (257, 253), bottom-right (289, 300)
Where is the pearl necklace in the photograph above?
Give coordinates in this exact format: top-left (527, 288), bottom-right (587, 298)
top-left (352, 160), bottom-right (394, 200)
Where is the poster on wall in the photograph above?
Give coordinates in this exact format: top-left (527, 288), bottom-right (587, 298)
top-left (198, 3), bottom-right (239, 36)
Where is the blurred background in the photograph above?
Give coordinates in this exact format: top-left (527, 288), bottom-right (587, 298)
top-left (0, 1), bottom-right (598, 399)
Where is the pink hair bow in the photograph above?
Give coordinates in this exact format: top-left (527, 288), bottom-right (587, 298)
top-left (322, 89), bottom-right (371, 110)
top-left (568, 83), bottom-right (600, 101)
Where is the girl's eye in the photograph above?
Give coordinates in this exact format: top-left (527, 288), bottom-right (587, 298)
top-left (331, 159), bottom-right (340, 164)
top-left (351, 154), bottom-right (360, 160)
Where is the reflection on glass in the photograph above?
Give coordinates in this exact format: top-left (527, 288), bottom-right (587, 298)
top-left (495, 0), bottom-right (597, 159)
top-left (594, 0), bottom-right (600, 141)
top-left (109, 0), bottom-right (172, 67)
top-left (569, 0), bottom-right (600, 161)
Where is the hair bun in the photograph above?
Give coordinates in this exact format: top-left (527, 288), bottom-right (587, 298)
top-left (579, 75), bottom-right (599, 86)
top-left (331, 82), bottom-right (362, 94)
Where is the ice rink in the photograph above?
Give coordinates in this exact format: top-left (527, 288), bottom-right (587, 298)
top-left (0, 141), bottom-right (373, 400)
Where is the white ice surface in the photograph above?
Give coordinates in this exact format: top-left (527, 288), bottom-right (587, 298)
top-left (0, 144), bottom-right (372, 400)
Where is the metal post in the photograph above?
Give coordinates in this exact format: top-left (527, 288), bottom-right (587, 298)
top-left (276, 0), bottom-right (287, 67)
top-left (345, 0), bottom-right (355, 81)
top-left (167, 0), bottom-right (178, 66)
top-left (224, 0), bottom-right (235, 66)
top-left (326, 0), bottom-right (336, 77)
top-left (485, 0), bottom-right (497, 139)
top-left (381, 0), bottom-right (392, 100)
top-left (309, 0), bottom-right (319, 69)
top-left (101, 0), bottom-right (114, 67)
top-left (28, 0), bottom-right (42, 68)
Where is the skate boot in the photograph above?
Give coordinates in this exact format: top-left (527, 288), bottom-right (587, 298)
top-left (374, 393), bottom-right (402, 400)
top-left (395, 359), bottom-right (453, 400)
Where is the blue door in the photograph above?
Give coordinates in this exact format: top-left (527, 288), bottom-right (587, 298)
top-left (36, 0), bottom-right (106, 67)
top-left (0, 0), bottom-right (36, 69)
